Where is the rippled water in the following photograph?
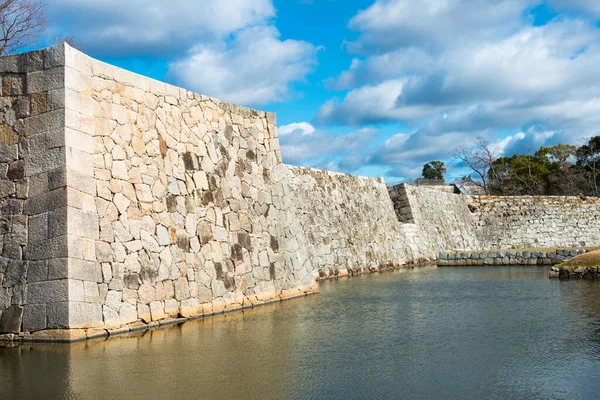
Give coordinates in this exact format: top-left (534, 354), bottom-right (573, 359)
top-left (2, 266), bottom-right (600, 399)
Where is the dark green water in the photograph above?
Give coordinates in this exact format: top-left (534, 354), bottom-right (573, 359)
top-left (2, 266), bottom-right (600, 400)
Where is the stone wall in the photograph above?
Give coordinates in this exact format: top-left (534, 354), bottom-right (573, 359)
top-left (468, 196), bottom-right (600, 249)
top-left (0, 46), bottom-right (70, 335)
top-left (389, 184), bottom-right (481, 254)
top-left (439, 248), bottom-right (588, 266)
top-left (286, 167), bottom-right (426, 278)
top-left (1, 44), bottom-right (317, 340)
top-left (4, 44), bottom-right (600, 341)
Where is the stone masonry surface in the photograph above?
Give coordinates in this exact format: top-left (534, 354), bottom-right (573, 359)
top-left (0, 45), bottom-right (69, 336)
top-left (389, 184), bottom-right (481, 254)
top-left (286, 167), bottom-right (429, 278)
top-left (0, 44), bottom-right (317, 341)
top-left (468, 196), bottom-right (600, 249)
top-left (439, 248), bottom-right (590, 266)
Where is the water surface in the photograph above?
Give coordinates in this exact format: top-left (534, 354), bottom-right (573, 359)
top-left (2, 266), bottom-right (600, 399)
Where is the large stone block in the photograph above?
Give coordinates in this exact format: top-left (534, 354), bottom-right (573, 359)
top-left (23, 235), bottom-right (68, 261)
top-left (48, 207), bottom-right (67, 238)
top-left (0, 288), bottom-right (11, 309)
top-left (149, 301), bottom-right (166, 321)
top-left (26, 66), bottom-right (65, 94)
top-left (28, 212), bottom-right (48, 243)
top-left (66, 147), bottom-right (94, 176)
top-left (26, 279), bottom-right (69, 304)
top-left (22, 109), bottom-right (65, 137)
top-left (46, 302), bottom-right (69, 329)
top-left (68, 235), bottom-right (97, 262)
top-left (26, 260), bottom-right (48, 283)
top-left (44, 44), bottom-right (66, 69)
top-left (68, 302), bottom-right (103, 329)
top-left (22, 303), bottom-right (47, 332)
top-left (3, 260), bottom-right (27, 287)
top-left (0, 142), bottom-right (18, 163)
top-left (67, 169), bottom-right (97, 195)
top-left (24, 188), bottom-right (67, 215)
top-left (0, 305), bottom-right (23, 333)
top-left (67, 207), bottom-right (99, 240)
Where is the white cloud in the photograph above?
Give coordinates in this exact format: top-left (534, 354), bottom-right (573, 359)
top-left (168, 26), bottom-right (318, 106)
top-left (329, 48), bottom-right (435, 90)
top-left (49, 0), bottom-right (275, 55)
top-left (278, 122), bottom-right (378, 166)
top-left (279, 122), bottom-right (316, 136)
top-left (493, 132), bottom-right (527, 155)
top-left (549, 0), bottom-right (600, 16)
top-left (348, 0), bottom-right (536, 53)
top-left (321, 2), bottom-right (600, 140)
top-left (317, 79), bottom-right (446, 125)
top-left (49, 1), bottom-right (319, 106)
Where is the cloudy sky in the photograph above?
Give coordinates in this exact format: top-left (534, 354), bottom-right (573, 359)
top-left (46, 0), bottom-right (600, 183)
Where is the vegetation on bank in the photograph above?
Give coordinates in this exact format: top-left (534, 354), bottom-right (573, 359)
top-left (422, 136), bottom-right (600, 196)
top-left (556, 249), bottom-right (600, 268)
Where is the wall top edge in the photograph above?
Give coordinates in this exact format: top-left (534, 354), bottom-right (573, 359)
top-left (284, 164), bottom-right (386, 183)
top-left (0, 43), bottom-right (65, 74)
top-left (473, 195), bottom-right (600, 201)
top-left (0, 43), bottom-right (275, 122)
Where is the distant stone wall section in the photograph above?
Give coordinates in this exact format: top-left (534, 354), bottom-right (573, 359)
top-left (439, 248), bottom-right (588, 266)
top-left (401, 185), bottom-right (481, 253)
top-left (388, 184), bottom-right (481, 255)
top-left (286, 167), bottom-right (424, 277)
top-left (387, 184), bottom-right (415, 223)
top-left (468, 196), bottom-right (600, 249)
top-left (391, 187), bottom-right (600, 253)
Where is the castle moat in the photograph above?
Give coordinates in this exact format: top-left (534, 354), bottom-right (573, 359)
top-left (2, 266), bottom-right (600, 400)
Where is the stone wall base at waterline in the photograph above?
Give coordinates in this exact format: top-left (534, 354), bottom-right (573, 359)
top-left (0, 284), bottom-right (318, 343)
top-left (438, 248), bottom-right (592, 267)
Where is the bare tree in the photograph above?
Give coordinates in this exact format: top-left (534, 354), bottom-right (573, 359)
top-left (452, 136), bottom-right (503, 195)
top-left (0, 0), bottom-right (47, 56)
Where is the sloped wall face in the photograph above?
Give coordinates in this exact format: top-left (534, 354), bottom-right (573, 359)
top-left (0, 47), bottom-right (71, 334)
top-left (63, 45), bottom-right (315, 331)
top-left (468, 196), bottom-right (600, 249)
top-left (395, 184), bottom-right (481, 253)
top-left (286, 167), bottom-right (420, 277)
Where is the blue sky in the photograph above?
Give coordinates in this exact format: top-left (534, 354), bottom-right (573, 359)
top-left (45, 0), bottom-right (600, 183)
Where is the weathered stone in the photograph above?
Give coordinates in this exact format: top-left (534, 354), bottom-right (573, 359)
top-left (4, 260), bottom-right (27, 287)
top-left (26, 261), bottom-right (47, 283)
top-left (26, 67), bottom-right (64, 94)
top-left (182, 152), bottom-right (199, 171)
top-left (22, 304), bottom-right (46, 332)
top-left (119, 302), bottom-right (138, 324)
top-left (238, 232), bottom-right (251, 249)
top-left (0, 123), bottom-right (19, 146)
top-left (137, 303), bottom-right (151, 323)
top-left (164, 299), bottom-right (179, 317)
top-left (46, 302), bottom-right (69, 329)
top-left (0, 305), bottom-right (23, 333)
top-left (69, 302), bottom-right (103, 329)
top-left (24, 188), bottom-right (66, 216)
top-left (197, 220), bottom-right (213, 245)
top-left (174, 278), bottom-right (190, 301)
top-left (156, 225), bottom-right (170, 246)
top-left (150, 301), bottom-right (166, 321)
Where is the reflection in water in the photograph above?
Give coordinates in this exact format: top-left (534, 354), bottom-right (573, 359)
top-left (2, 266), bottom-right (600, 399)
